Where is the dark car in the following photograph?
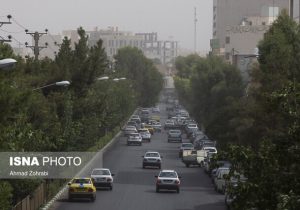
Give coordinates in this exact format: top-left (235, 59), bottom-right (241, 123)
top-left (168, 129), bottom-right (182, 142)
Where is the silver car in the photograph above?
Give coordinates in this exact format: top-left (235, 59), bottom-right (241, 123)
top-left (91, 168), bottom-right (114, 190)
top-left (127, 133), bottom-right (142, 146)
top-left (155, 170), bottom-right (181, 193)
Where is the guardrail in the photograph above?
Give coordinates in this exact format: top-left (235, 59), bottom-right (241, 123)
top-left (12, 182), bottom-right (45, 210)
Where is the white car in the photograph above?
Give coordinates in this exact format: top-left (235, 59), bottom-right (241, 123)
top-left (203, 146), bottom-right (218, 155)
top-left (214, 167), bottom-right (230, 193)
top-left (91, 168), bottom-right (114, 190)
top-left (155, 170), bottom-right (181, 193)
top-left (123, 126), bottom-right (137, 136)
top-left (127, 133), bottom-right (142, 146)
top-left (152, 107), bottom-right (160, 113)
top-left (138, 129), bottom-right (151, 142)
top-left (143, 151), bottom-right (162, 169)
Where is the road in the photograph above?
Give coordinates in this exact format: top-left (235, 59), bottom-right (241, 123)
top-left (52, 102), bottom-right (226, 210)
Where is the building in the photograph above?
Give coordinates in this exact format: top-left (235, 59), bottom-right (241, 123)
top-left (87, 27), bottom-right (144, 60)
top-left (45, 28), bottom-right (178, 65)
top-left (211, 0), bottom-right (290, 82)
top-left (136, 32), bottom-right (178, 65)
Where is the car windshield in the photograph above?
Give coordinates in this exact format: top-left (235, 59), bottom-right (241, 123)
top-left (205, 148), bottom-right (216, 153)
top-left (126, 126), bottom-right (136, 130)
top-left (145, 153), bottom-right (159, 157)
top-left (131, 133), bottom-right (140, 137)
top-left (182, 143), bottom-right (193, 148)
top-left (92, 169), bottom-right (110, 176)
top-left (169, 130), bottom-right (181, 134)
top-left (72, 178), bottom-right (91, 184)
top-left (159, 171), bottom-right (177, 178)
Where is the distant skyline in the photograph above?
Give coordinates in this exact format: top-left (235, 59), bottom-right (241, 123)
top-left (1, 0), bottom-right (213, 54)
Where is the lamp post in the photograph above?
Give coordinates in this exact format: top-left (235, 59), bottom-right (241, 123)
top-left (33, 80), bottom-right (70, 90)
top-left (97, 76), bottom-right (126, 82)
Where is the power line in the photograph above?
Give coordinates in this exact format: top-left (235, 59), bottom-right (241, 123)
top-left (0, 15), bottom-right (12, 42)
top-left (11, 37), bottom-right (25, 46)
top-left (0, 28), bottom-right (24, 34)
top-left (11, 17), bottom-right (28, 30)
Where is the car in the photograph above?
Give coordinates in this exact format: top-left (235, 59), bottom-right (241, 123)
top-left (225, 175), bottom-right (247, 209)
top-left (140, 109), bottom-right (150, 122)
top-left (189, 130), bottom-right (204, 142)
top-left (68, 178), bottom-right (96, 201)
top-left (179, 143), bottom-right (194, 158)
top-left (150, 115), bottom-right (160, 122)
top-left (91, 168), bottom-right (114, 190)
top-left (164, 120), bottom-right (175, 129)
top-left (155, 170), bottom-right (181, 193)
top-left (127, 121), bottom-right (139, 129)
top-left (152, 107), bottom-right (160, 113)
top-left (127, 133), bottom-right (142, 146)
top-left (130, 115), bottom-right (141, 124)
top-left (123, 126), bottom-right (137, 136)
top-left (203, 146), bottom-right (218, 155)
top-left (168, 129), bottom-right (182, 143)
top-left (143, 124), bottom-right (155, 135)
top-left (148, 120), bottom-right (162, 132)
top-left (142, 151), bottom-right (162, 169)
top-left (185, 123), bottom-right (199, 137)
top-left (214, 167), bottom-right (230, 193)
top-left (138, 128), bottom-right (151, 142)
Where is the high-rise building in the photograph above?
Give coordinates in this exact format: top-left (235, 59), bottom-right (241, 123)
top-left (211, 0), bottom-right (290, 82)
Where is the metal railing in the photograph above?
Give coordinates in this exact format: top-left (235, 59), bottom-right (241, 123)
top-left (12, 183), bottom-right (45, 210)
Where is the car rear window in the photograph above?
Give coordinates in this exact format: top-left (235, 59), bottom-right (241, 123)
top-left (92, 169), bottom-right (110, 176)
top-left (145, 153), bottom-right (159, 157)
top-left (73, 179), bottom-right (91, 184)
top-left (159, 172), bottom-right (177, 178)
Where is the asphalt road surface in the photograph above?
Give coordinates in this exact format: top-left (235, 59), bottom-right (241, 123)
top-left (52, 102), bottom-right (226, 210)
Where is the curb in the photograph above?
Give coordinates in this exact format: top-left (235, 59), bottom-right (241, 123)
top-left (41, 131), bottom-right (122, 210)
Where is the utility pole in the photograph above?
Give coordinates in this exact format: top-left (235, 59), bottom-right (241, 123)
top-left (194, 7), bottom-right (197, 54)
top-left (290, 0), bottom-right (294, 18)
top-left (25, 29), bottom-right (48, 60)
top-left (0, 15), bottom-right (12, 43)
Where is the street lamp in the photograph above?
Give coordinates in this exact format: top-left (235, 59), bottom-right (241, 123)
top-left (33, 80), bottom-right (70, 90)
top-left (97, 76), bottom-right (126, 82)
top-left (97, 76), bottom-right (109, 81)
top-left (0, 58), bottom-right (17, 70)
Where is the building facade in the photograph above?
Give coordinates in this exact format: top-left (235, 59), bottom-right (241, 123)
top-left (212, 0), bottom-right (290, 59)
top-left (38, 28), bottom-right (178, 65)
top-left (211, 0), bottom-right (290, 82)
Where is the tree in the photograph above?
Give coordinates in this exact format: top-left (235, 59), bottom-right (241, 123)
top-left (115, 47), bottom-right (163, 107)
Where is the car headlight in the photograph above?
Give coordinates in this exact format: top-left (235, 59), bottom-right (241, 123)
top-left (144, 158), bottom-right (148, 161)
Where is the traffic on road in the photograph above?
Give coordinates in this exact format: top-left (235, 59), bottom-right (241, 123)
top-left (52, 89), bottom-right (228, 210)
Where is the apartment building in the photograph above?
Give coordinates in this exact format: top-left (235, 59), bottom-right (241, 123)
top-left (211, 0), bottom-right (290, 82)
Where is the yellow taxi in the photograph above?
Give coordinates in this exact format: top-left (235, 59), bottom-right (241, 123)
top-left (144, 124), bottom-right (154, 135)
top-left (68, 178), bottom-right (96, 202)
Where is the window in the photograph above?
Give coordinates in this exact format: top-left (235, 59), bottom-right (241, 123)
top-left (225, 52), bottom-right (230, 60)
top-left (225, 36), bottom-right (230, 44)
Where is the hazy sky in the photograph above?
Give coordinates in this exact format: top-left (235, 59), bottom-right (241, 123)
top-left (1, 0), bottom-right (212, 54)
